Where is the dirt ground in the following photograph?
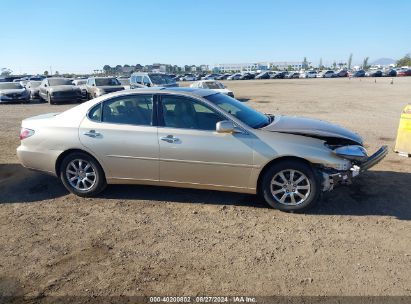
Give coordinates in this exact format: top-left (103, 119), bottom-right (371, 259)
top-left (0, 78), bottom-right (410, 299)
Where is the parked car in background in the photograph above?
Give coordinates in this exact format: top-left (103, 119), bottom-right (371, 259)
top-left (303, 71), bottom-right (317, 78)
top-left (396, 68), bottom-right (411, 77)
top-left (322, 70), bottom-right (336, 78)
top-left (181, 74), bottom-right (197, 81)
top-left (72, 79), bottom-right (88, 99)
top-left (396, 69), bottom-right (407, 77)
top-left (26, 81), bottom-right (42, 100)
top-left (216, 74), bottom-right (231, 80)
top-left (383, 69), bottom-right (397, 77)
top-left (190, 80), bottom-right (234, 97)
top-left (227, 73), bottom-right (242, 80)
top-left (0, 82), bottom-right (30, 103)
top-left (352, 70), bottom-right (366, 77)
top-left (255, 72), bottom-right (271, 79)
top-left (202, 74), bottom-right (220, 80)
top-left (239, 73), bottom-right (255, 80)
top-left (286, 72), bottom-right (300, 79)
top-left (17, 87), bottom-right (387, 211)
top-left (117, 77), bottom-right (130, 90)
top-left (38, 78), bottom-right (82, 105)
top-left (272, 71), bottom-right (287, 79)
top-left (335, 70), bottom-right (349, 77)
top-left (85, 77), bottom-right (124, 99)
top-left (367, 70), bottom-right (383, 77)
top-left (130, 72), bottom-right (179, 88)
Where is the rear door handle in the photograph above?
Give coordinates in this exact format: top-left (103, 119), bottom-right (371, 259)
top-left (84, 130), bottom-right (101, 138)
top-left (160, 135), bottom-right (179, 143)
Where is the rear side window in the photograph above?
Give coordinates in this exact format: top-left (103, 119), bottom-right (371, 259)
top-left (102, 95), bottom-right (153, 126)
top-left (88, 103), bottom-right (102, 122)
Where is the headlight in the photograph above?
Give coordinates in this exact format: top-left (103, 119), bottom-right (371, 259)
top-left (333, 145), bottom-right (368, 161)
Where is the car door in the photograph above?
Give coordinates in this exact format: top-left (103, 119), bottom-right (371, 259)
top-left (157, 94), bottom-right (254, 190)
top-left (79, 94), bottom-right (159, 182)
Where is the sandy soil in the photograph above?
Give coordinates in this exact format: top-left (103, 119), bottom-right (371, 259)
top-left (0, 78), bottom-right (410, 299)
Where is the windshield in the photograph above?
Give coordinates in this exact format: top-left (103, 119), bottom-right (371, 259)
top-left (118, 79), bottom-right (130, 85)
top-left (29, 81), bottom-right (41, 88)
top-left (0, 82), bottom-right (23, 89)
top-left (205, 93), bottom-right (270, 129)
top-left (203, 82), bottom-right (224, 89)
top-left (150, 74), bottom-right (175, 85)
top-left (48, 78), bottom-right (73, 86)
top-left (95, 78), bottom-right (120, 86)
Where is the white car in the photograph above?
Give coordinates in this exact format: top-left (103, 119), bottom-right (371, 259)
top-left (190, 80), bottom-right (234, 97)
top-left (305, 71), bottom-right (318, 78)
top-left (322, 70), bottom-right (336, 78)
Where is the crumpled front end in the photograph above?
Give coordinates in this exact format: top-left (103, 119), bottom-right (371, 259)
top-left (320, 145), bottom-right (388, 191)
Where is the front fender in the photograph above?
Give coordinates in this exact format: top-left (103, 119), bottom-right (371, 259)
top-left (249, 131), bottom-right (351, 188)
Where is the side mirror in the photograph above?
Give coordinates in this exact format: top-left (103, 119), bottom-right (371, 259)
top-left (92, 83), bottom-right (95, 86)
top-left (216, 120), bottom-right (237, 133)
top-left (44, 84), bottom-right (47, 87)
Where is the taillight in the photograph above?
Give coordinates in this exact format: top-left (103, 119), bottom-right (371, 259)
top-left (20, 128), bottom-right (35, 140)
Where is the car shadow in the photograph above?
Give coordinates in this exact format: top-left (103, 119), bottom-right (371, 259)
top-left (0, 164), bottom-right (68, 204)
top-left (308, 170), bottom-right (411, 220)
top-left (1, 164), bottom-right (410, 220)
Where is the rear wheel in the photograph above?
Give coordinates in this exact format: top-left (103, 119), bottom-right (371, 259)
top-left (60, 152), bottom-right (107, 197)
top-left (260, 160), bottom-right (320, 211)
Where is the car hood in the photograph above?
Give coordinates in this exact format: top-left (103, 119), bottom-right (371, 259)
top-left (0, 88), bottom-right (27, 94)
top-left (49, 85), bottom-right (79, 92)
top-left (262, 115), bottom-right (363, 145)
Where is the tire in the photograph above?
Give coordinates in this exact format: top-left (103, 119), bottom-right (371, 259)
top-left (260, 160), bottom-right (320, 212)
top-left (47, 93), bottom-right (55, 105)
top-left (60, 152), bottom-right (107, 197)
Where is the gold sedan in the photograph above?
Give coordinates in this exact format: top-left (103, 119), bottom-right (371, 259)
top-left (17, 88), bottom-right (387, 211)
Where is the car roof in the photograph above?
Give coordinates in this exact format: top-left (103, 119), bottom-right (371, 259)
top-left (102, 87), bottom-right (217, 98)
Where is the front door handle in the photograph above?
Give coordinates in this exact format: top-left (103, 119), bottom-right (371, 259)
top-left (84, 130), bottom-right (101, 138)
top-left (160, 135), bottom-right (179, 143)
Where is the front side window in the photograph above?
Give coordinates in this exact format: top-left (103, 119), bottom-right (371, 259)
top-left (142, 76), bottom-right (151, 86)
top-left (161, 95), bottom-right (224, 131)
top-left (102, 95), bottom-right (153, 126)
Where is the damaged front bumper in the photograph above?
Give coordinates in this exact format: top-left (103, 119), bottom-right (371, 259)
top-left (321, 145), bottom-right (388, 191)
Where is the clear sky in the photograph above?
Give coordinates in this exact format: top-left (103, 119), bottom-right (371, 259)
top-left (1, 0), bottom-right (410, 74)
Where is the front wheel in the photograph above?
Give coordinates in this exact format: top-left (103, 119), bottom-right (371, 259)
top-left (47, 93), bottom-right (55, 105)
top-left (260, 160), bottom-right (320, 211)
top-left (60, 152), bottom-right (107, 197)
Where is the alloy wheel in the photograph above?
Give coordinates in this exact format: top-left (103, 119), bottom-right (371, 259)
top-left (270, 169), bottom-right (311, 206)
top-left (65, 159), bottom-right (96, 191)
